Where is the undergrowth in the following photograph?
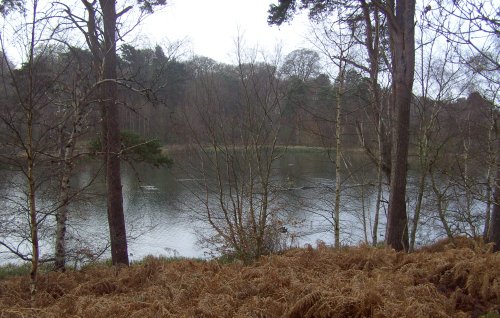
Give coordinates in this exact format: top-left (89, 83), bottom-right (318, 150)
top-left (0, 238), bottom-right (498, 317)
top-left (0, 262), bottom-right (53, 280)
top-left (0, 263), bottom-right (31, 280)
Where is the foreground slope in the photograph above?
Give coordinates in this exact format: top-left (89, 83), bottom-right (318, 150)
top-left (1, 239), bottom-right (499, 317)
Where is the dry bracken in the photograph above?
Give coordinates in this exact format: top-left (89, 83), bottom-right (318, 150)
top-left (0, 238), bottom-right (499, 318)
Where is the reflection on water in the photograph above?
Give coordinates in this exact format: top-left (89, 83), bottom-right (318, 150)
top-left (0, 151), bottom-right (488, 264)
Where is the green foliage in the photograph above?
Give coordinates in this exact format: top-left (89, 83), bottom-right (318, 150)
top-left (88, 131), bottom-right (173, 168)
top-left (137, 0), bottom-right (167, 13)
top-left (88, 138), bottom-right (101, 158)
top-left (268, 0), bottom-right (296, 25)
top-left (120, 44), bottom-right (188, 109)
top-left (480, 312), bottom-right (500, 318)
top-left (0, 263), bottom-right (30, 280)
top-left (0, 262), bottom-right (52, 280)
top-left (268, 0), bottom-right (334, 26)
top-left (279, 145), bottom-right (329, 154)
top-left (79, 258), bottom-right (113, 271)
top-left (214, 253), bottom-right (240, 265)
top-left (132, 255), bottom-right (205, 265)
top-left (120, 131), bottom-right (173, 167)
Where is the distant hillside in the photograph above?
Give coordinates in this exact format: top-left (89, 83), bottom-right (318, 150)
top-left (1, 238), bottom-right (499, 318)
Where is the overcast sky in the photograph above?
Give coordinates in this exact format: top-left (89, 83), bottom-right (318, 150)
top-left (137, 0), bottom-right (312, 63)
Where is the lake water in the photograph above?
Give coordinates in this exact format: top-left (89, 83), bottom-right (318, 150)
top-left (0, 150), bottom-right (487, 265)
top-left (68, 151), bottom-right (378, 263)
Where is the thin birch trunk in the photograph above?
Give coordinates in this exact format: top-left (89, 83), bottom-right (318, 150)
top-left (409, 134), bottom-right (428, 252)
top-left (484, 111), bottom-right (496, 239)
top-left (373, 115), bottom-right (383, 246)
top-left (54, 104), bottom-right (82, 271)
top-left (333, 66), bottom-right (344, 249)
top-left (27, 0), bottom-right (39, 301)
top-left (409, 169), bottom-right (427, 252)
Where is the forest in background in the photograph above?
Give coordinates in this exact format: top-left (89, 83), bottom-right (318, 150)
top-left (4, 42), bottom-right (489, 149)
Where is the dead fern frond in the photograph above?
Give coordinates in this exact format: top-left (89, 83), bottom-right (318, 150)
top-left (1, 239), bottom-right (499, 317)
top-left (285, 290), bottom-right (323, 318)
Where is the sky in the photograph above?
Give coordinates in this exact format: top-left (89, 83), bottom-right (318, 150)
top-left (137, 0), bottom-right (312, 64)
top-left (1, 0), bottom-right (312, 67)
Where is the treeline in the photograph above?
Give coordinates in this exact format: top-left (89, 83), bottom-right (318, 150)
top-left (3, 43), bottom-right (489, 150)
top-left (0, 46), bottom-right (493, 144)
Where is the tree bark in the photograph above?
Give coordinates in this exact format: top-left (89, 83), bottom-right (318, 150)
top-left (489, 132), bottom-right (500, 252)
top-left (100, 0), bottom-right (129, 265)
top-left (409, 167), bottom-right (426, 252)
top-left (385, 0), bottom-right (415, 251)
top-left (359, 2), bottom-right (386, 246)
top-left (28, 98), bottom-right (38, 300)
top-left (54, 103), bottom-right (83, 271)
top-left (360, 0), bottom-right (392, 183)
top-left (373, 114), bottom-right (384, 246)
top-left (27, 0), bottom-right (39, 300)
top-left (484, 111), bottom-right (496, 240)
top-left (54, 142), bottom-right (72, 271)
top-left (333, 66), bottom-right (344, 249)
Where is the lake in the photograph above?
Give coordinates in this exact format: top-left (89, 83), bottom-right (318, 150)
top-left (0, 149), bottom-right (487, 265)
top-left (68, 150), bottom-right (378, 262)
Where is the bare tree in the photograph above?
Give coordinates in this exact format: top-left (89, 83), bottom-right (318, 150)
top-left (408, 10), bottom-right (470, 250)
top-left (53, 47), bottom-right (98, 271)
top-left (185, 42), bottom-right (287, 262)
top-left (309, 9), bottom-right (358, 248)
top-left (0, 0), bottom-right (63, 297)
top-left (281, 48), bottom-right (321, 82)
top-left (425, 0), bottom-right (499, 250)
top-left (280, 48), bottom-right (322, 145)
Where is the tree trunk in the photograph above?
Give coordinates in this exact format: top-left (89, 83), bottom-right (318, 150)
top-left (360, 178), bottom-right (369, 244)
top-left (409, 168), bottom-right (426, 252)
top-left (489, 132), bottom-right (500, 252)
top-left (54, 156), bottom-right (71, 271)
top-left (484, 111), bottom-right (496, 240)
top-left (462, 133), bottom-right (478, 237)
top-left (385, 0), bottom-right (415, 251)
top-left (27, 0), bottom-right (39, 300)
top-left (358, 2), bottom-right (388, 246)
top-left (54, 105), bottom-right (82, 271)
top-left (409, 129), bottom-right (430, 252)
top-left (100, 0), bottom-right (129, 265)
top-left (373, 115), bottom-right (384, 246)
top-left (28, 112), bottom-right (38, 300)
top-left (332, 62), bottom-right (345, 249)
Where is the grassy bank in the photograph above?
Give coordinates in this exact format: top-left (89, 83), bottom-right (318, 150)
top-left (0, 263), bottom-right (32, 280)
top-left (0, 262), bottom-right (56, 280)
top-left (0, 238), bottom-right (499, 317)
top-left (161, 144), bottom-right (361, 154)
